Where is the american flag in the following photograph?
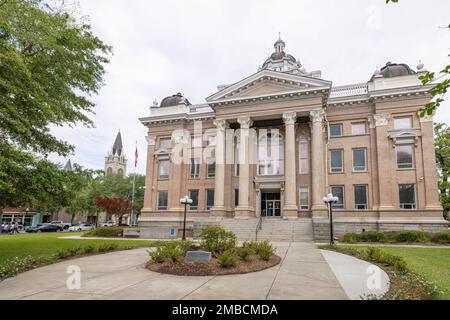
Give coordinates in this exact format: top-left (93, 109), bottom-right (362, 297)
top-left (134, 145), bottom-right (138, 167)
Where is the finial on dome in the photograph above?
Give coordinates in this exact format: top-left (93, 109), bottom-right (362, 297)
top-left (152, 98), bottom-right (159, 107)
top-left (417, 60), bottom-right (425, 71)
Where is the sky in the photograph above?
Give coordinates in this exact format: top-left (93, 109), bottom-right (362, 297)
top-left (49, 0), bottom-right (450, 175)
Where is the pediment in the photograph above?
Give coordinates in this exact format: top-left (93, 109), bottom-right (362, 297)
top-left (388, 129), bottom-right (422, 145)
top-left (206, 69), bottom-right (332, 102)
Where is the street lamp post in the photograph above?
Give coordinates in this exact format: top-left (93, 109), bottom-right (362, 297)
top-left (180, 196), bottom-right (193, 241)
top-left (323, 193), bottom-right (339, 245)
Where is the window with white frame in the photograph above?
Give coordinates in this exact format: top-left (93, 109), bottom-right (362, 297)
top-left (396, 144), bottom-right (414, 169)
top-left (191, 136), bottom-right (202, 148)
top-left (331, 186), bottom-right (344, 209)
top-left (299, 140), bottom-right (309, 174)
top-left (158, 160), bottom-right (169, 180)
top-left (299, 187), bottom-right (309, 210)
top-left (190, 158), bottom-right (200, 179)
top-left (258, 131), bottom-right (284, 176)
top-left (399, 184), bottom-right (416, 209)
top-left (352, 148), bottom-right (367, 172)
top-left (354, 185), bottom-right (368, 210)
top-left (157, 191), bottom-right (168, 210)
top-left (352, 122), bottom-right (366, 135)
top-left (206, 157), bottom-right (216, 178)
top-left (330, 149), bottom-right (344, 173)
top-left (330, 124), bottom-right (343, 137)
top-left (188, 190), bottom-right (199, 211)
top-left (206, 189), bottom-right (215, 210)
top-left (394, 116), bottom-right (412, 130)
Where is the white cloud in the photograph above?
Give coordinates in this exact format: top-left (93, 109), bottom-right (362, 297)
top-left (49, 0), bottom-right (450, 174)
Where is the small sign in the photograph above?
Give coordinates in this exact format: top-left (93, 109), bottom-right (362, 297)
top-left (185, 251), bottom-right (212, 263)
top-left (170, 228), bottom-right (175, 237)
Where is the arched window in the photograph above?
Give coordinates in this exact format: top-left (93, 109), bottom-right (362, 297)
top-left (258, 131), bottom-right (284, 176)
top-left (118, 168), bottom-right (124, 176)
top-left (107, 167), bottom-right (113, 175)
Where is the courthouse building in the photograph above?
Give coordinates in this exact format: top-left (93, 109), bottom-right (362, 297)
top-left (138, 38), bottom-right (447, 240)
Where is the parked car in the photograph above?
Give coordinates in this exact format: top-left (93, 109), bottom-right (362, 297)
top-left (100, 221), bottom-right (117, 227)
top-left (68, 223), bottom-right (95, 232)
top-left (26, 223), bottom-right (63, 233)
top-left (50, 220), bottom-right (71, 230)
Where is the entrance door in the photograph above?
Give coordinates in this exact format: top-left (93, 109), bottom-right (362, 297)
top-left (261, 193), bottom-right (281, 217)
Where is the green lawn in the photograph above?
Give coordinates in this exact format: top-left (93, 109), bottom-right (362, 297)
top-left (0, 232), bottom-right (156, 264)
top-left (344, 245), bottom-right (450, 300)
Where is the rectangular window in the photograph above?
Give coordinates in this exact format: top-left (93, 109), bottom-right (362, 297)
top-left (206, 189), bottom-right (215, 210)
top-left (188, 190), bottom-right (199, 211)
top-left (207, 157), bottom-right (216, 178)
top-left (352, 122), bottom-right (366, 135)
top-left (394, 116), bottom-right (412, 130)
top-left (157, 191), bottom-right (168, 210)
top-left (399, 184), bottom-right (416, 209)
top-left (159, 138), bottom-right (171, 149)
top-left (330, 149), bottom-right (344, 173)
top-left (190, 158), bottom-right (200, 179)
top-left (299, 188), bottom-right (309, 210)
top-left (299, 141), bottom-right (309, 174)
top-left (330, 124), bottom-right (343, 137)
top-left (158, 160), bottom-right (169, 180)
top-left (354, 185), bottom-right (368, 210)
top-left (396, 145), bottom-right (414, 169)
top-left (192, 136), bottom-right (202, 148)
top-left (352, 148), bottom-right (367, 172)
top-left (234, 189), bottom-right (239, 207)
top-left (331, 186), bottom-right (344, 209)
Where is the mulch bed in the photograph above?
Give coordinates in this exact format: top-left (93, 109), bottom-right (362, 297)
top-left (146, 254), bottom-right (281, 276)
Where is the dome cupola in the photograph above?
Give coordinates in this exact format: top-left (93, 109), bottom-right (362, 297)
top-left (160, 92), bottom-right (191, 107)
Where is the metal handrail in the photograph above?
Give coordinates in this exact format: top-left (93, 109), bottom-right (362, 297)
top-left (255, 216), bottom-right (263, 241)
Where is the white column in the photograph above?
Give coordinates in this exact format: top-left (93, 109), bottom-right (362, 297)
top-left (310, 109), bottom-right (327, 213)
top-left (236, 116), bottom-right (254, 216)
top-left (211, 119), bottom-right (228, 215)
top-left (282, 111), bottom-right (298, 215)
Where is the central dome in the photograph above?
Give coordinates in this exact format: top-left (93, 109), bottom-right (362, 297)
top-left (261, 37), bottom-right (302, 74)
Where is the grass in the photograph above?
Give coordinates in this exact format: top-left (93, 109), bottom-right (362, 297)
top-left (329, 244), bottom-right (450, 300)
top-left (366, 246), bottom-right (450, 300)
top-left (0, 232), bottom-right (157, 264)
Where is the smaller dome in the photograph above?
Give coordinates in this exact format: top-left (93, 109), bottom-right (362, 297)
top-left (160, 92), bottom-right (191, 107)
top-left (370, 62), bottom-right (416, 81)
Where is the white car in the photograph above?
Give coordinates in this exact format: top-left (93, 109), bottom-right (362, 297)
top-left (68, 223), bottom-right (95, 232)
top-left (100, 221), bottom-right (117, 227)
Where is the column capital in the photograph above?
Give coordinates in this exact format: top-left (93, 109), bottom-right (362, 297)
top-left (309, 109), bottom-right (325, 123)
top-left (213, 119), bottom-right (229, 131)
top-left (282, 111), bottom-right (297, 125)
top-left (146, 135), bottom-right (156, 146)
top-left (237, 116), bottom-right (253, 129)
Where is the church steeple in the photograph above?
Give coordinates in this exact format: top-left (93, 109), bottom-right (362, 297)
top-left (104, 130), bottom-right (127, 176)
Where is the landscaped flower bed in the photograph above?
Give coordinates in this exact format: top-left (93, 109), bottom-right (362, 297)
top-left (145, 226), bottom-right (281, 276)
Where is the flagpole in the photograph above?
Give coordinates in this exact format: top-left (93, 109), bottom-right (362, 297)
top-left (131, 141), bottom-right (137, 226)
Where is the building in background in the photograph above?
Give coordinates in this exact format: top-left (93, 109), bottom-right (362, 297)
top-left (105, 131), bottom-right (127, 176)
top-left (138, 38), bottom-right (447, 240)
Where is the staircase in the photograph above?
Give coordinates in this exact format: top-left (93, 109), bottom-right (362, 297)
top-left (218, 218), bottom-right (314, 242)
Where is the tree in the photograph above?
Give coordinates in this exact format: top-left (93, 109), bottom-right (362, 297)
top-left (435, 123), bottom-right (450, 218)
top-left (0, 0), bottom-right (111, 208)
top-left (386, 0), bottom-right (449, 117)
top-left (95, 196), bottom-right (133, 226)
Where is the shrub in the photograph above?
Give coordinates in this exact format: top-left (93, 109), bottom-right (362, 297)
top-left (67, 247), bottom-right (82, 256)
top-left (342, 233), bottom-right (360, 243)
top-left (164, 244), bottom-right (183, 262)
top-left (431, 231), bottom-right (450, 244)
top-left (365, 247), bottom-right (407, 272)
top-left (393, 231), bottom-right (431, 243)
top-left (235, 246), bottom-right (252, 261)
top-left (360, 231), bottom-right (386, 243)
top-left (97, 243), bottom-right (119, 252)
top-left (0, 256), bottom-right (38, 279)
top-left (200, 226), bottom-right (236, 256)
top-left (84, 227), bottom-right (125, 238)
top-left (55, 249), bottom-right (70, 259)
top-left (217, 250), bottom-right (238, 268)
top-left (243, 241), bottom-right (259, 253)
top-left (256, 241), bottom-right (275, 261)
top-left (83, 245), bottom-right (96, 254)
top-left (149, 247), bottom-right (167, 263)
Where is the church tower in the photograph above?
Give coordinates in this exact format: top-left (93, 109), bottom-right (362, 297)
top-left (104, 131), bottom-right (127, 176)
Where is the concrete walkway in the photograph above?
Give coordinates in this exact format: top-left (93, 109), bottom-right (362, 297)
top-left (0, 243), bottom-right (388, 300)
